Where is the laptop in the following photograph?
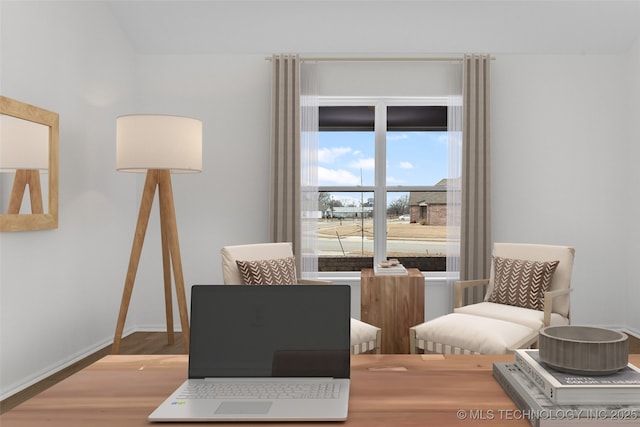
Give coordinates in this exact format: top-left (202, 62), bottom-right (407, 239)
top-left (149, 284), bottom-right (351, 422)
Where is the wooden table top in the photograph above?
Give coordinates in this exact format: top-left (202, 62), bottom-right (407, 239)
top-left (3, 354), bottom-right (638, 426)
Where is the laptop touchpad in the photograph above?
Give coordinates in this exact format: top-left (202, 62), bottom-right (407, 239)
top-left (215, 401), bottom-right (272, 415)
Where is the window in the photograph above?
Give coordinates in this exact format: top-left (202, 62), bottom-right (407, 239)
top-left (316, 98), bottom-right (450, 272)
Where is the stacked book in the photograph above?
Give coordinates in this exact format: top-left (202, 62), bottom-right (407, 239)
top-left (493, 349), bottom-right (640, 427)
top-left (373, 263), bottom-right (408, 276)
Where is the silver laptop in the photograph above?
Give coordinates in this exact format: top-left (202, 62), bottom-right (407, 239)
top-left (149, 284), bottom-right (351, 422)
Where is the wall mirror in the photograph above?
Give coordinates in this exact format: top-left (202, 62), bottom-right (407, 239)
top-left (0, 96), bottom-right (59, 231)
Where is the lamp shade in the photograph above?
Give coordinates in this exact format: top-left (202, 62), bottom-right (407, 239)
top-left (0, 114), bottom-right (49, 171)
top-left (116, 115), bottom-right (202, 173)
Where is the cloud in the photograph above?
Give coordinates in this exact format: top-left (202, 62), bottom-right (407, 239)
top-left (387, 133), bottom-right (409, 141)
top-left (348, 157), bottom-right (375, 170)
top-left (387, 176), bottom-right (404, 184)
top-left (318, 146), bottom-right (351, 163)
top-left (318, 167), bottom-right (360, 185)
top-left (400, 161), bottom-right (413, 169)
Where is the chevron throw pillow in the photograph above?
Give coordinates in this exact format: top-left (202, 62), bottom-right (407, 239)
top-left (488, 256), bottom-right (559, 311)
top-left (236, 257), bottom-right (298, 285)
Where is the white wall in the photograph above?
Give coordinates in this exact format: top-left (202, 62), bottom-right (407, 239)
top-left (316, 61), bottom-right (458, 97)
top-left (128, 54), bottom-right (273, 328)
top-left (626, 35), bottom-right (640, 333)
top-left (491, 54), bottom-right (632, 329)
top-left (0, 1), bottom-right (137, 399)
top-left (123, 52), bottom-right (640, 333)
top-left (1, 2), bottom-right (639, 401)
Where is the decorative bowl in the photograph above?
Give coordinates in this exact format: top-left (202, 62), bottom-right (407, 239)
top-left (538, 326), bottom-right (628, 375)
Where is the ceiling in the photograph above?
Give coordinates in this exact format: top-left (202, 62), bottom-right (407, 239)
top-left (106, 0), bottom-right (640, 55)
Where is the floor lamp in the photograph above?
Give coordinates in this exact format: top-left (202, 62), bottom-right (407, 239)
top-left (0, 113), bottom-right (49, 214)
top-left (112, 114), bottom-right (202, 354)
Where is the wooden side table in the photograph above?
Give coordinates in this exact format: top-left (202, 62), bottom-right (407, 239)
top-left (360, 268), bottom-right (424, 354)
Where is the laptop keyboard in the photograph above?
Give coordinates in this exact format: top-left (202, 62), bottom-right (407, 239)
top-left (178, 381), bottom-right (341, 400)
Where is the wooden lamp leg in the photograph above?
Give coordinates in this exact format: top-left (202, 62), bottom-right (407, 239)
top-left (159, 192), bottom-right (175, 347)
top-left (26, 170), bottom-right (44, 214)
top-left (112, 170), bottom-right (190, 354)
top-left (158, 170), bottom-right (190, 352)
top-left (113, 171), bottom-right (158, 354)
top-left (7, 169), bottom-right (43, 214)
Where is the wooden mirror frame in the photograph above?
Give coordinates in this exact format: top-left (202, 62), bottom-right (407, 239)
top-left (1, 96), bottom-right (59, 231)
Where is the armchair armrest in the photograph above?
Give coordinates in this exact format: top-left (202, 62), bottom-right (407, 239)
top-left (542, 288), bottom-right (573, 326)
top-left (454, 279), bottom-right (489, 308)
top-left (298, 278), bottom-right (332, 285)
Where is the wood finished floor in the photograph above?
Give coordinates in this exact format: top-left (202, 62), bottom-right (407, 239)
top-left (0, 331), bottom-right (186, 414)
top-left (2, 331), bottom-right (640, 415)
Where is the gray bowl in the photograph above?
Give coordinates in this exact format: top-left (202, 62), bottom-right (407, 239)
top-left (538, 326), bottom-right (628, 375)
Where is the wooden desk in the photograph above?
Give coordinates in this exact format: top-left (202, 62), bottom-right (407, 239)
top-left (361, 268), bottom-right (424, 353)
top-left (7, 353), bottom-right (621, 426)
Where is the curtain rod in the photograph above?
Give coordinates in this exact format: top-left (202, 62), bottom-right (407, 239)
top-left (265, 56), bottom-right (495, 62)
top-left (266, 56), bottom-right (463, 62)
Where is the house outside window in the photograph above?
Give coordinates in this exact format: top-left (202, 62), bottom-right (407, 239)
top-left (316, 97), bottom-right (453, 272)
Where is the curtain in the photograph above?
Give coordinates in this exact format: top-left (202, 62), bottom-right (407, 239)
top-left (270, 54), bottom-right (490, 280)
top-left (446, 62), bottom-right (463, 286)
top-left (299, 62), bottom-right (319, 278)
top-left (460, 54), bottom-right (492, 282)
top-left (270, 54), bottom-right (319, 277)
top-left (269, 54), bottom-right (301, 269)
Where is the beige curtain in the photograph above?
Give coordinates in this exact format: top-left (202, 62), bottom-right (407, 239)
top-left (460, 54), bottom-right (492, 281)
top-left (269, 54), bottom-right (302, 269)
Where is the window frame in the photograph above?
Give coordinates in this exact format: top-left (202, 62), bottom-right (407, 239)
top-left (318, 96), bottom-right (449, 270)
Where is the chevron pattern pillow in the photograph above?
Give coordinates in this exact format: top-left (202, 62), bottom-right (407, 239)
top-left (236, 257), bottom-right (298, 285)
top-left (488, 256), bottom-right (560, 311)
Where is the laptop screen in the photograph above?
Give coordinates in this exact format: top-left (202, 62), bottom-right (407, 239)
top-left (188, 285), bottom-right (351, 379)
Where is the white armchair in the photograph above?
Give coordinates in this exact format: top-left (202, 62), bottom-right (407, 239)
top-left (410, 243), bottom-right (575, 354)
top-left (220, 242), bottom-right (381, 355)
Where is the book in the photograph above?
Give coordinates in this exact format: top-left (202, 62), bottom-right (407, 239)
top-left (373, 264), bottom-right (408, 276)
top-left (493, 362), bottom-right (640, 427)
top-left (514, 349), bottom-right (640, 405)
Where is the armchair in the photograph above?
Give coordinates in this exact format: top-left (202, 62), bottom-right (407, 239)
top-left (410, 243), bottom-right (575, 354)
top-left (220, 242), bottom-right (381, 355)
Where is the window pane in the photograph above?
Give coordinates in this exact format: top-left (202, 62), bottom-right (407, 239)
top-left (386, 191), bottom-right (446, 258)
top-left (317, 191), bottom-right (374, 257)
top-left (318, 131), bottom-right (375, 187)
top-left (386, 131), bottom-right (448, 187)
top-left (317, 102), bottom-right (450, 272)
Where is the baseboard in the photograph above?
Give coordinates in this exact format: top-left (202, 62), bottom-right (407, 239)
top-left (622, 326), bottom-right (640, 340)
top-left (0, 327), bottom-right (137, 401)
top-left (134, 324), bottom-right (183, 332)
top-left (588, 325), bottom-right (640, 340)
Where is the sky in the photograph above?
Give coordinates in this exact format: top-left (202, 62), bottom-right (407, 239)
top-left (318, 130), bottom-right (449, 189)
